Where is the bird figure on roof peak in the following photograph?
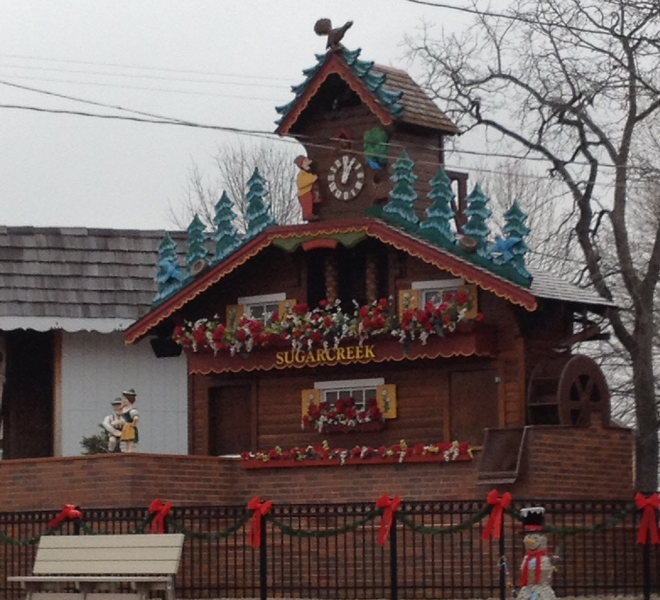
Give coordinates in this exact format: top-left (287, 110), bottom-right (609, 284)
top-left (314, 18), bottom-right (353, 51)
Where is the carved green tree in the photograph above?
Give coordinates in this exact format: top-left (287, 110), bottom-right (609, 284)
top-left (418, 167), bottom-right (456, 247)
top-left (244, 167), bottom-right (275, 240)
top-left (382, 151), bottom-right (419, 232)
top-left (154, 232), bottom-right (183, 305)
top-left (211, 191), bottom-right (241, 264)
top-left (185, 214), bottom-right (209, 274)
top-left (463, 184), bottom-right (492, 257)
top-left (503, 200), bottom-right (531, 278)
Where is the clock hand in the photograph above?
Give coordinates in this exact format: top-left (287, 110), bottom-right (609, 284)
top-left (341, 157), bottom-right (356, 185)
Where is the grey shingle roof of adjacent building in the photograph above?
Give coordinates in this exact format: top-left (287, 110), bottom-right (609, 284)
top-left (0, 225), bottom-right (613, 334)
top-left (0, 226), bottom-right (184, 332)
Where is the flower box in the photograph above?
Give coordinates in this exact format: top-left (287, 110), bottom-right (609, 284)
top-left (320, 420), bottom-right (384, 434)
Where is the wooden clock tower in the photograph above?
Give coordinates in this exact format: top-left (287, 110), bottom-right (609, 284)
top-left (275, 37), bottom-right (462, 223)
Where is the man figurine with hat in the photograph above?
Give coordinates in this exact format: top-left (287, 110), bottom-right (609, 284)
top-left (118, 388), bottom-right (139, 453)
top-left (101, 398), bottom-right (125, 452)
top-left (516, 507), bottom-right (556, 600)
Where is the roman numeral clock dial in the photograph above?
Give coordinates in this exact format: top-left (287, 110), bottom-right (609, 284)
top-left (327, 155), bottom-right (365, 201)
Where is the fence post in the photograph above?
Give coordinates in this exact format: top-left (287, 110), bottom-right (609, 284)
top-left (390, 520), bottom-right (398, 600)
top-left (260, 516), bottom-right (267, 600)
top-left (643, 538), bottom-right (651, 600)
top-left (499, 525), bottom-right (506, 600)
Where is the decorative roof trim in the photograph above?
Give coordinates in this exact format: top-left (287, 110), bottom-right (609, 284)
top-left (276, 53), bottom-right (394, 135)
top-left (124, 219), bottom-right (538, 345)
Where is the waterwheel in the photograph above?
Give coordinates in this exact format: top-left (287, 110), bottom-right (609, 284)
top-left (527, 355), bottom-right (610, 427)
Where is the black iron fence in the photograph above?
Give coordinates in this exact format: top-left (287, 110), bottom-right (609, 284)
top-left (0, 499), bottom-right (657, 599)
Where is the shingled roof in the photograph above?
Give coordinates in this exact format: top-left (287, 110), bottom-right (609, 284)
top-left (275, 47), bottom-right (458, 135)
top-left (0, 226), bottom-right (184, 333)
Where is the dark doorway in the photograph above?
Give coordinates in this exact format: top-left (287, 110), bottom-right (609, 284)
top-left (208, 385), bottom-right (253, 455)
top-left (449, 369), bottom-right (499, 446)
top-left (2, 330), bottom-right (54, 459)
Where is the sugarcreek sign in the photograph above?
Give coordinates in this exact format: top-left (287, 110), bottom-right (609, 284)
top-left (275, 345), bottom-right (376, 367)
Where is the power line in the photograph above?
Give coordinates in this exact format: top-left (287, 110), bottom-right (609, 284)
top-left (0, 101), bottom-right (622, 190)
top-left (0, 53), bottom-right (288, 82)
top-left (402, 0), bottom-right (658, 41)
top-left (0, 62), bottom-right (290, 90)
top-left (0, 74), bottom-right (285, 102)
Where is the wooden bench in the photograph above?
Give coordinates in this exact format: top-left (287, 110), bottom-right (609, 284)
top-left (8, 534), bottom-right (185, 600)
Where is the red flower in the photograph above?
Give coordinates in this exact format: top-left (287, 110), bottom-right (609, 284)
top-left (417, 309), bottom-right (427, 322)
top-left (350, 446), bottom-right (362, 457)
top-left (212, 324), bottom-right (225, 343)
top-left (323, 316), bottom-right (334, 328)
top-left (345, 407), bottom-right (357, 420)
top-left (377, 446), bottom-right (387, 456)
top-left (455, 290), bottom-right (470, 304)
top-left (239, 317), bottom-right (249, 327)
top-left (281, 450), bottom-right (292, 460)
top-left (402, 309), bottom-right (413, 322)
top-left (359, 306), bottom-right (369, 318)
top-left (280, 332), bottom-right (289, 341)
top-left (373, 315), bottom-right (386, 329)
top-left (240, 451), bottom-right (250, 460)
top-left (424, 321), bottom-right (433, 332)
top-left (292, 303), bottom-right (309, 315)
top-left (308, 405), bottom-right (321, 419)
top-left (362, 317), bottom-right (372, 328)
top-left (335, 399), bottom-right (345, 412)
top-left (293, 330), bottom-right (302, 339)
top-left (302, 416), bottom-right (310, 428)
top-left (326, 411), bottom-right (337, 420)
top-left (344, 397), bottom-right (355, 408)
top-left (438, 302), bottom-right (448, 313)
top-left (364, 446), bottom-right (375, 457)
top-left (475, 312), bottom-right (484, 322)
top-left (424, 301), bottom-right (435, 313)
top-left (193, 326), bottom-right (206, 345)
top-left (172, 325), bottom-right (184, 340)
top-left (443, 292), bottom-right (453, 302)
top-left (414, 443), bottom-right (425, 455)
top-left (391, 444), bottom-right (401, 453)
top-left (366, 397), bottom-right (377, 408)
top-left (442, 316), bottom-right (450, 326)
top-left (310, 330), bottom-right (322, 343)
top-left (236, 329), bottom-right (246, 342)
top-left (268, 449), bottom-right (279, 459)
top-left (378, 298), bottom-right (388, 308)
top-left (358, 410), bottom-right (367, 421)
top-left (319, 299), bottom-right (328, 308)
top-left (271, 310), bottom-right (279, 321)
top-left (369, 405), bottom-right (382, 419)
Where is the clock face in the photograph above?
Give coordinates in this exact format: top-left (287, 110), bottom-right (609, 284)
top-left (327, 155), bottom-right (365, 201)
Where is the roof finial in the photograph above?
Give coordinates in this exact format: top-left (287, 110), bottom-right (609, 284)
top-left (314, 18), bottom-right (353, 51)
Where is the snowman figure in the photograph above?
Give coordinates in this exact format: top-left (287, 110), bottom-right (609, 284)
top-left (516, 507), bottom-right (556, 600)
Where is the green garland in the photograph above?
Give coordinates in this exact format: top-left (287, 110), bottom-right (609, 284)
top-left (267, 509), bottom-right (379, 538)
top-left (166, 511), bottom-right (251, 540)
top-left (507, 504), bottom-right (636, 536)
top-left (0, 502), bottom-right (643, 546)
top-left (394, 505), bottom-right (491, 536)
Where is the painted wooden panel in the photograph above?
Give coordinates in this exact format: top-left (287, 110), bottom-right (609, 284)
top-left (60, 332), bottom-right (188, 456)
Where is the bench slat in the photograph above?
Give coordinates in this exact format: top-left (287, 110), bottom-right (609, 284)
top-left (36, 534), bottom-right (184, 549)
top-left (9, 577), bottom-right (171, 583)
top-left (34, 561), bottom-right (180, 576)
top-left (35, 547), bottom-right (181, 564)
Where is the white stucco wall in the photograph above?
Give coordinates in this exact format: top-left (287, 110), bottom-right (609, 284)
top-left (60, 331), bottom-right (188, 456)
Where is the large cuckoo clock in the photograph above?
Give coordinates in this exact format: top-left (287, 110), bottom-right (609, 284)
top-left (275, 30), bottom-right (460, 223)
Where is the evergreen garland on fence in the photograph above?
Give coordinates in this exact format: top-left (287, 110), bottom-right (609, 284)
top-left (166, 511), bottom-right (252, 541)
top-left (267, 509), bottom-right (380, 539)
top-left (395, 505), bottom-right (491, 536)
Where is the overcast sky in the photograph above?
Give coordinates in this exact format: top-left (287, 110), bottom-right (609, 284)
top-left (0, 1), bottom-right (476, 231)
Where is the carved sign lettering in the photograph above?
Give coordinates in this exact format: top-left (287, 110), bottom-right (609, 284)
top-left (275, 345), bottom-right (376, 367)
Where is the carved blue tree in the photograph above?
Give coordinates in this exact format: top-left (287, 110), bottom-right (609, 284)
top-left (211, 191), bottom-right (241, 264)
top-left (502, 200), bottom-right (531, 279)
top-left (185, 214), bottom-right (209, 275)
top-left (244, 168), bottom-right (275, 240)
top-left (463, 184), bottom-right (492, 257)
top-left (382, 151), bottom-right (419, 232)
top-left (418, 167), bottom-right (456, 247)
top-left (153, 232), bottom-right (183, 305)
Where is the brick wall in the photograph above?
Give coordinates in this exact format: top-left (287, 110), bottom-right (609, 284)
top-left (0, 423), bottom-right (633, 511)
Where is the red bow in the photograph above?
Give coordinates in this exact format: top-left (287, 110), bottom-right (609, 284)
top-left (247, 496), bottom-right (272, 548)
top-left (481, 490), bottom-right (512, 541)
top-left (520, 549), bottom-right (547, 586)
top-left (148, 498), bottom-right (172, 534)
top-left (635, 492), bottom-right (660, 545)
top-left (376, 494), bottom-right (401, 546)
top-left (48, 504), bottom-right (82, 529)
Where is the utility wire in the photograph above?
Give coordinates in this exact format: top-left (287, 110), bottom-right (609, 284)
top-left (402, 0), bottom-right (659, 42)
top-left (0, 53), bottom-right (288, 82)
top-left (0, 62), bottom-right (290, 89)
